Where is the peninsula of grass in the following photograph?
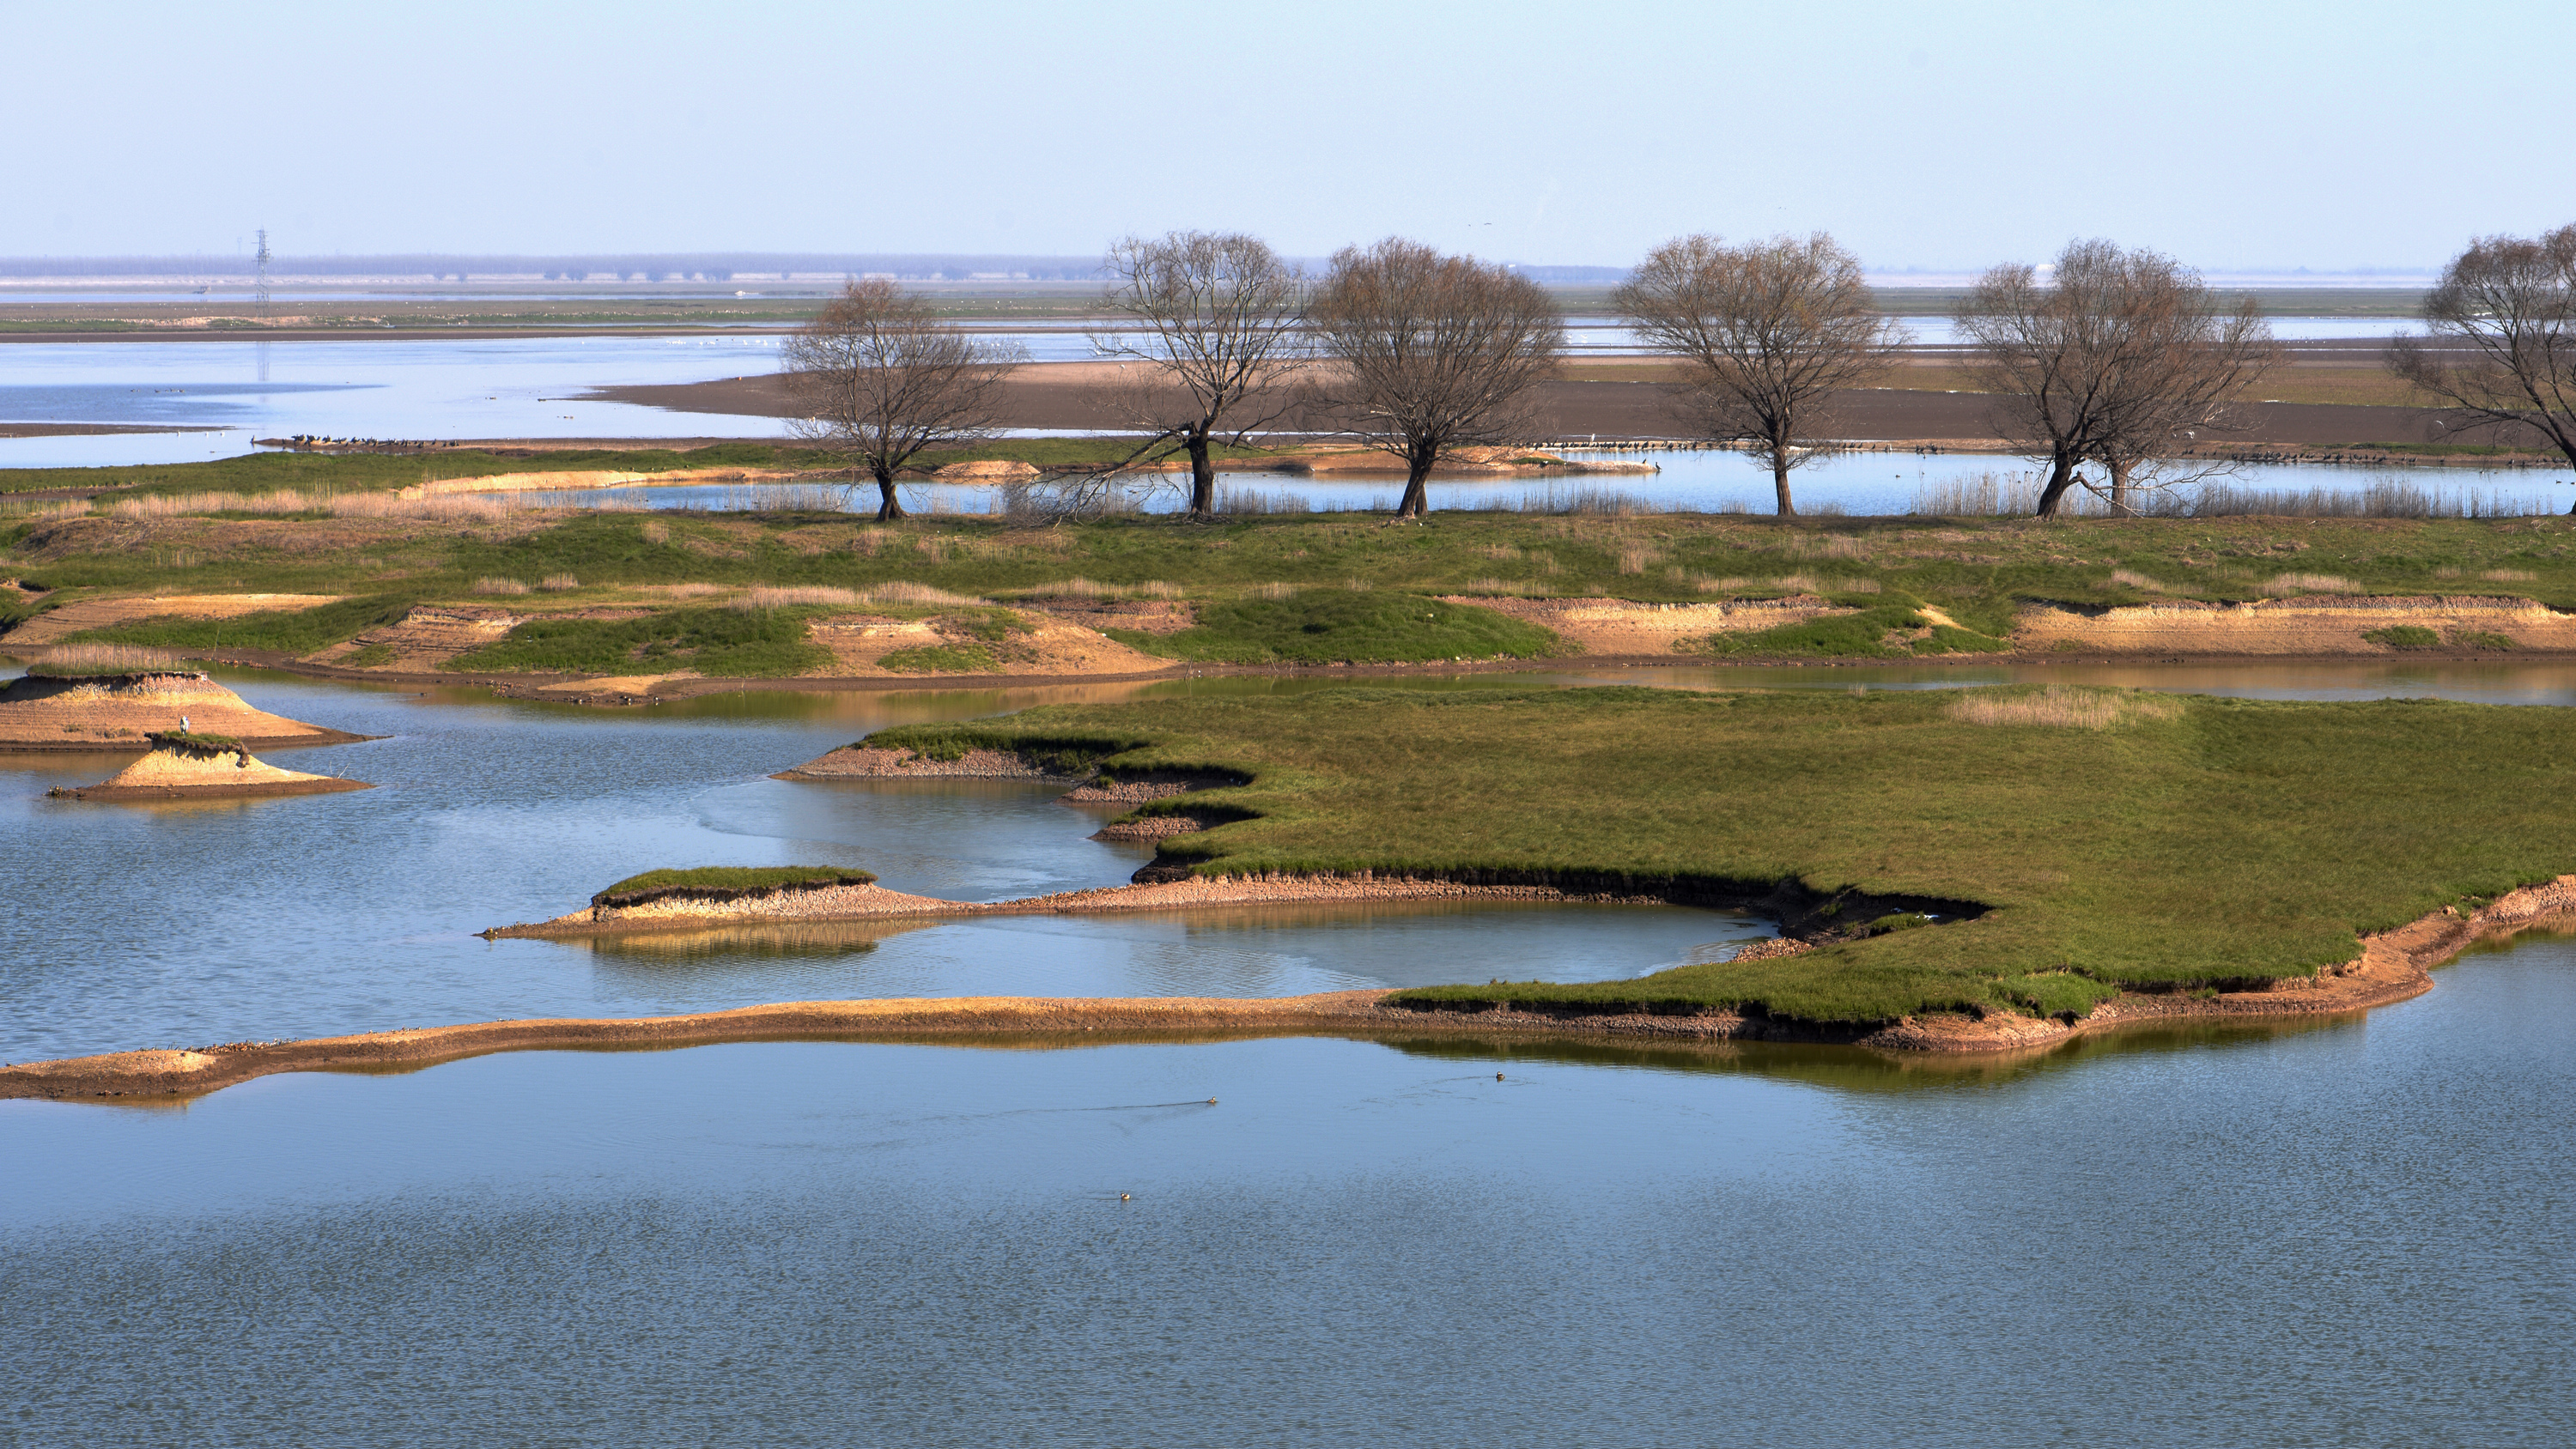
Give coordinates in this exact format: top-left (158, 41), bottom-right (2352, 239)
top-left (855, 684), bottom-right (2576, 1027)
top-left (593, 865), bottom-right (876, 909)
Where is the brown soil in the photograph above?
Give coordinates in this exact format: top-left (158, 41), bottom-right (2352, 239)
top-left (773, 745), bottom-right (1081, 782)
top-left (1449, 594), bottom-right (1845, 654)
top-left (51, 737), bottom-right (365, 797)
top-left (15, 875), bottom-right (2572, 1102)
top-left (593, 359), bottom-right (2495, 453)
top-left (811, 606), bottom-right (1170, 678)
top-left (2019, 594), bottom-right (2576, 654)
top-left (0, 671), bottom-right (372, 751)
top-left (313, 603), bottom-right (533, 670)
top-left (1029, 597), bottom-right (1197, 636)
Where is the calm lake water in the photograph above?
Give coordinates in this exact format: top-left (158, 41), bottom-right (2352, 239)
top-left (4, 665), bottom-right (2569, 1445)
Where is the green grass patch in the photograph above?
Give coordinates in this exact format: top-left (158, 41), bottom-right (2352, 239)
top-left (875, 686), bottom-right (2576, 1026)
top-left (149, 728), bottom-right (241, 749)
top-left (337, 644), bottom-right (397, 669)
top-left (593, 864), bottom-right (876, 908)
top-left (2453, 630), bottom-right (2517, 651)
top-left (1109, 590), bottom-right (1558, 664)
top-left (2365, 625), bottom-right (2442, 650)
top-left (443, 607), bottom-right (831, 677)
top-left (878, 643), bottom-right (999, 674)
top-left (1701, 600), bottom-right (1930, 658)
top-left (70, 594), bottom-right (422, 657)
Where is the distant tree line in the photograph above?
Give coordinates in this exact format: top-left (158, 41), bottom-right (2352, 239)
top-left (780, 221), bottom-right (2576, 522)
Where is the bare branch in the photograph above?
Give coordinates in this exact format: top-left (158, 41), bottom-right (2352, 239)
top-left (1613, 233), bottom-right (1906, 517)
top-left (1959, 240), bottom-right (2278, 518)
top-left (781, 280), bottom-right (1024, 521)
top-left (1091, 232), bottom-right (1308, 518)
top-left (2387, 224), bottom-right (2576, 470)
top-left (1305, 239), bottom-right (1564, 519)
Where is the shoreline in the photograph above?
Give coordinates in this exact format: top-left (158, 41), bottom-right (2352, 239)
top-left (10, 876), bottom-right (2573, 1103)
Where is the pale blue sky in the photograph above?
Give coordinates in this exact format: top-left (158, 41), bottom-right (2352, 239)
top-left (8, 0), bottom-right (2566, 271)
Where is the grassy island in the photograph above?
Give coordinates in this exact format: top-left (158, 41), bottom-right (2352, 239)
top-left (592, 865), bottom-right (877, 909)
top-left (855, 685), bottom-right (2576, 1026)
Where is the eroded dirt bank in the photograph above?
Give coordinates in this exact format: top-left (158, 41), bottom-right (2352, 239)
top-left (0, 670), bottom-right (373, 751)
top-left (12, 876), bottom-right (2574, 1102)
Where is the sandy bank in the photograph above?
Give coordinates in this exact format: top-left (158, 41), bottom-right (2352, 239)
top-left (48, 734), bottom-right (371, 801)
top-left (2020, 594), bottom-right (2576, 655)
top-left (15, 878), bottom-right (2575, 1102)
top-left (1449, 594), bottom-right (1848, 654)
top-left (0, 670), bottom-right (373, 751)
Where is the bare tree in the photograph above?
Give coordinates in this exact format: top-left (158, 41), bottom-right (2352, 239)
top-left (1091, 232), bottom-right (1307, 518)
top-left (782, 279), bottom-right (1023, 520)
top-left (1959, 240), bottom-right (2276, 518)
top-left (2087, 294), bottom-right (2276, 515)
top-left (1612, 233), bottom-right (1905, 517)
top-left (2388, 224), bottom-right (2576, 470)
top-left (1306, 238), bottom-right (1564, 519)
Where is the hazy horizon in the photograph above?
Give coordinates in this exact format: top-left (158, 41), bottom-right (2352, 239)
top-left (7, 0), bottom-right (2563, 274)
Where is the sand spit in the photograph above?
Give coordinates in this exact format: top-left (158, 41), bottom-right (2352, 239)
top-left (2020, 594), bottom-right (2576, 655)
top-left (19, 877), bottom-right (2576, 1102)
top-left (0, 670), bottom-right (372, 751)
top-left (489, 871), bottom-right (1644, 937)
top-left (49, 734), bottom-right (371, 801)
top-left (773, 745), bottom-right (1081, 782)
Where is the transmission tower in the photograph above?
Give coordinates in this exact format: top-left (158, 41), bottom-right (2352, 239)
top-left (254, 228), bottom-right (272, 319)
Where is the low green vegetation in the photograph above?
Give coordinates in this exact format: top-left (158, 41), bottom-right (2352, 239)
top-left (443, 607), bottom-right (832, 676)
top-left (12, 447), bottom-right (2576, 672)
top-left (337, 644), bottom-right (397, 668)
top-left (75, 595), bottom-right (422, 657)
top-left (2364, 625), bottom-right (2441, 650)
top-left (151, 729), bottom-right (240, 749)
top-left (595, 864), bottom-right (876, 906)
top-left (860, 686), bottom-right (2576, 1026)
top-left (1698, 592), bottom-right (2013, 658)
top-left (2454, 629), bottom-right (2517, 651)
top-left (1107, 590), bottom-right (1559, 664)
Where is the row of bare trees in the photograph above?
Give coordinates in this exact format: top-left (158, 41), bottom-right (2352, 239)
top-left (788, 222), bottom-right (2576, 524)
top-left (790, 232), bottom-right (1564, 522)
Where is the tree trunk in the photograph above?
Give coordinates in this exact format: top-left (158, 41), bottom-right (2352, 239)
top-left (873, 467), bottom-right (906, 521)
top-left (1399, 452), bottom-right (1434, 518)
top-left (1771, 451), bottom-right (1796, 517)
top-left (2033, 452), bottom-right (2079, 518)
top-left (1187, 430), bottom-right (1216, 518)
top-left (2108, 457), bottom-right (2132, 517)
